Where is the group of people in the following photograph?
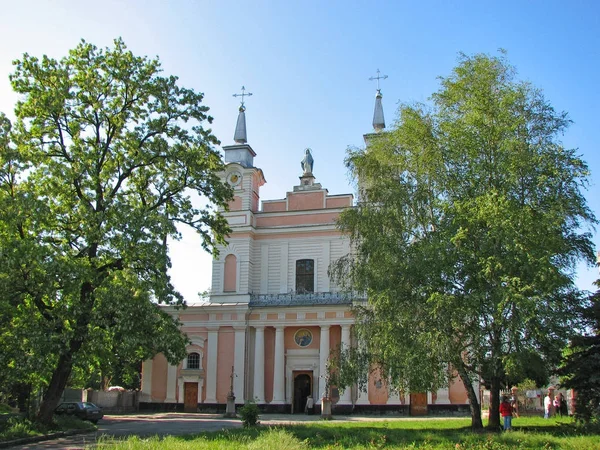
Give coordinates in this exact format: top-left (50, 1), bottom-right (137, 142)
top-left (544, 392), bottom-right (568, 419)
top-left (500, 391), bottom-right (569, 431)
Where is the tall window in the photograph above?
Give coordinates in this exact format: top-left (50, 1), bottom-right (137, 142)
top-left (296, 259), bottom-right (314, 293)
top-left (187, 352), bottom-right (200, 369)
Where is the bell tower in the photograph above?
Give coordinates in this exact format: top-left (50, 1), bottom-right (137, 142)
top-left (211, 87), bottom-right (265, 303)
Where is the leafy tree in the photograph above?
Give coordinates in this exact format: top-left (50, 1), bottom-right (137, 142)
top-left (0, 39), bottom-right (232, 424)
top-left (331, 52), bottom-right (596, 430)
top-left (558, 283), bottom-right (600, 423)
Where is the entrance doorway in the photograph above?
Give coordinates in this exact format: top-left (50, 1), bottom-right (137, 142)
top-left (410, 392), bottom-right (428, 416)
top-left (183, 382), bottom-right (198, 412)
top-left (292, 372), bottom-right (312, 414)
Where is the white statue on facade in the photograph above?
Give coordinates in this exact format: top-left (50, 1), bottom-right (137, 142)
top-left (301, 148), bottom-right (314, 176)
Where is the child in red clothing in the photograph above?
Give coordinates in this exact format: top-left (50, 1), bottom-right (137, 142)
top-left (499, 396), bottom-right (513, 431)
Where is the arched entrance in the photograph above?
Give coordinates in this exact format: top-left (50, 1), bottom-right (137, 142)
top-left (293, 372), bottom-right (312, 414)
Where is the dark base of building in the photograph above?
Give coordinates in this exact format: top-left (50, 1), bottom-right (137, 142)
top-left (138, 402), bottom-right (471, 416)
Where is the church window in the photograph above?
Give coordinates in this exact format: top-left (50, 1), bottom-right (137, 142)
top-left (223, 254), bottom-right (237, 292)
top-left (187, 352), bottom-right (200, 369)
top-left (296, 259), bottom-right (314, 293)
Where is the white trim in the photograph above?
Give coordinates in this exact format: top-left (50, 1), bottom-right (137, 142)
top-left (285, 349), bottom-right (320, 404)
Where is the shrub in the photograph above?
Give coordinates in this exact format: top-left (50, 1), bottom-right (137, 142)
top-left (238, 401), bottom-right (260, 427)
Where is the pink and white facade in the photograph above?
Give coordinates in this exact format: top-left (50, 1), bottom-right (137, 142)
top-left (140, 94), bottom-right (478, 415)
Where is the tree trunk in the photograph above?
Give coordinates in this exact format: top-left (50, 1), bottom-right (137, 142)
top-left (488, 376), bottom-right (501, 430)
top-left (37, 281), bottom-right (95, 424)
top-left (456, 363), bottom-right (483, 430)
top-left (36, 352), bottom-right (76, 424)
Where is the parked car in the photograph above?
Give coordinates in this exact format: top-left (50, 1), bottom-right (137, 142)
top-left (54, 402), bottom-right (104, 423)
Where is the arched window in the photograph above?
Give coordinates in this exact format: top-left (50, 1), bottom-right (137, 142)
top-left (223, 254), bottom-right (237, 292)
top-left (187, 352), bottom-right (200, 370)
top-left (296, 259), bottom-right (314, 293)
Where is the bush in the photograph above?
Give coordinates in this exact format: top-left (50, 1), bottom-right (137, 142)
top-left (238, 401), bottom-right (260, 427)
top-left (0, 417), bottom-right (39, 441)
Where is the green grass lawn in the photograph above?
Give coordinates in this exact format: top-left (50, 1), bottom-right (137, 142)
top-left (95, 416), bottom-right (600, 450)
top-left (0, 414), bottom-right (96, 442)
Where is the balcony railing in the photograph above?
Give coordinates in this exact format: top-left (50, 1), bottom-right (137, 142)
top-left (249, 291), bottom-right (365, 307)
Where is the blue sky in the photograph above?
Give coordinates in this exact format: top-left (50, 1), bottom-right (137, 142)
top-left (1, 0), bottom-right (598, 301)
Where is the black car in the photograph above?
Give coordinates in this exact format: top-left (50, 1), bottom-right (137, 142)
top-left (54, 402), bottom-right (104, 423)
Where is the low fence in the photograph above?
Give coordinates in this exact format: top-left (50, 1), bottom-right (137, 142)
top-left (61, 388), bottom-right (139, 413)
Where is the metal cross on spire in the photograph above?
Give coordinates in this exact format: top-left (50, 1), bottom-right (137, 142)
top-left (233, 86), bottom-right (253, 108)
top-left (369, 69), bottom-right (388, 91)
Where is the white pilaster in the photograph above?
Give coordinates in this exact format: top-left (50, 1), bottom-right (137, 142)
top-left (205, 328), bottom-right (219, 403)
top-left (319, 325), bottom-right (330, 399)
top-left (234, 327), bottom-right (246, 400)
top-left (280, 243), bottom-right (288, 293)
top-left (253, 326), bottom-right (265, 403)
top-left (436, 365), bottom-right (451, 404)
top-left (387, 385), bottom-right (401, 405)
top-left (355, 374), bottom-right (370, 405)
top-left (427, 391), bottom-right (433, 404)
top-left (322, 241), bottom-right (331, 291)
top-left (165, 363), bottom-right (178, 403)
top-left (141, 359), bottom-right (153, 401)
top-left (338, 325), bottom-right (352, 404)
top-left (436, 386), bottom-right (451, 404)
top-left (272, 326), bottom-right (285, 403)
top-left (260, 244), bottom-right (269, 293)
top-left (474, 379), bottom-right (481, 403)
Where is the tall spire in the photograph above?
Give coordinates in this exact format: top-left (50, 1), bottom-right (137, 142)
top-left (369, 69), bottom-right (387, 132)
top-left (233, 86), bottom-right (253, 144)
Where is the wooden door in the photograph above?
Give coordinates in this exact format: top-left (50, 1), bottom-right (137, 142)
top-left (184, 382), bottom-right (198, 413)
top-left (410, 392), bottom-right (428, 416)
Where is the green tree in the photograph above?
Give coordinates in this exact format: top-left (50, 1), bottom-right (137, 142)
top-left (331, 52), bottom-right (596, 430)
top-left (0, 39), bottom-right (232, 424)
top-left (558, 283), bottom-right (600, 423)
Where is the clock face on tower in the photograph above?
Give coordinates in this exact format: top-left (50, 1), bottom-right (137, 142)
top-left (226, 171), bottom-right (242, 187)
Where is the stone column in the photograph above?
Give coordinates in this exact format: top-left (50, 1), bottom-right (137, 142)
top-left (338, 325), bottom-right (352, 404)
top-left (234, 327), bottom-right (246, 401)
top-left (319, 325), bottom-right (330, 399)
top-left (141, 359), bottom-right (153, 401)
top-left (165, 363), bottom-right (178, 403)
top-left (205, 328), bottom-right (219, 403)
top-left (253, 326), bottom-right (265, 403)
top-left (272, 326), bottom-right (285, 404)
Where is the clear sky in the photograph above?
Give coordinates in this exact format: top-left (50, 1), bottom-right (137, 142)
top-left (1, 0), bottom-right (599, 302)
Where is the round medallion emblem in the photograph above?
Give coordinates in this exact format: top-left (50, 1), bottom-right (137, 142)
top-left (294, 329), bottom-right (313, 347)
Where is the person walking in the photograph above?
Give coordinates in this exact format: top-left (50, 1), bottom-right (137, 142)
top-left (499, 396), bottom-right (514, 431)
top-left (544, 392), bottom-right (552, 419)
top-left (305, 395), bottom-right (314, 415)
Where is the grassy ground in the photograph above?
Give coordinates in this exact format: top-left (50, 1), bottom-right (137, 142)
top-left (95, 416), bottom-right (600, 450)
top-left (0, 414), bottom-right (96, 442)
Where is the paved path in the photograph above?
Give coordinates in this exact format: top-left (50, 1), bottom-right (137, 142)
top-left (10, 413), bottom-right (467, 449)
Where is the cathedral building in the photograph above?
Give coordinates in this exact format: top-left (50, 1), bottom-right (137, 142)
top-left (139, 85), bottom-right (477, 415)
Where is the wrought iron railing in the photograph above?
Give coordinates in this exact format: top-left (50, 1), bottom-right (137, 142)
top-left (249, 291), bottom-right (366, 307)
